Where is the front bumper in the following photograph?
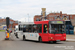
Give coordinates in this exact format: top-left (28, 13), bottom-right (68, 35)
top-left (48, 37), bottom-right (66, 41)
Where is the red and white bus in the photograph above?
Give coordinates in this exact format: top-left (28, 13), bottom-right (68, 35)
top-left (18, 20), bottom-right (66, 43)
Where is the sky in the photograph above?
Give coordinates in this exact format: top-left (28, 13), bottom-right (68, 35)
top-left (0, 0), bottom-right (75, 22)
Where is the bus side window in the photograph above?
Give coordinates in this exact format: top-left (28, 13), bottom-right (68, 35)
top-left (28, 25), bottom-right (33, 32)
top-left (33, 24), bottom-right (37, 33)
top-left (23, 25), bottom-right (26, 32)
top-left (23, 25), bottom-right (33, 32)
top-left (37, 24), bottom-right (42, 33)
top-left (44, 24), bottom-right (48, 33)
top-left (23, 24), bottom-right (42, 33)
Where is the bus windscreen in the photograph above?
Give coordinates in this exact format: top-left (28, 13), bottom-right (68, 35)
top-left (49, 24), bottom-right (65, 34)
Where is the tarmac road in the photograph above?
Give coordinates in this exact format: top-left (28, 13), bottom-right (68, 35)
top-left (0, 32), bottom-right (75, 50)
top-left (0, 32), bottom-right (5, 41)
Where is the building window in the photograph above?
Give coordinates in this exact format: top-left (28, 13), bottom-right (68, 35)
top-left (74, 17), bottom-right (75, 19)
top-left (70, 15), bottom-right (72, 17)
top-left (49, 15), bottom-right (51, 17)
top-left (52, 18), bottom-right (53, 20)
top-left (49, 17), bottom-right (50, 20)
top-left (54, 13), bottom-right (56, 14)
top-left (67, 16), bottom-right (69, 20)
top-left (36, 18), bottom-right (40, 21)
top-left (54, 17), bottom-right (56, 20)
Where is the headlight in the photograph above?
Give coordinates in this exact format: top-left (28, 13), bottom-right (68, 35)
top-left (51, 37), bottom-right (53, 39)
top-left (49, 37), bottom-right (53, 39)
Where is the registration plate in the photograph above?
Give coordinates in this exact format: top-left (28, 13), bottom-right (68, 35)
top-left (56, 40), bottom-right (60, 41)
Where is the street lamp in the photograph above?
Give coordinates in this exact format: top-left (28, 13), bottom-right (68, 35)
top-left (27, 14), bottom-right (29, 22)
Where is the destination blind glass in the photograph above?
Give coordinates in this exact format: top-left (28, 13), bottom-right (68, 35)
top-left (51, 21), bottom-right (63, 24)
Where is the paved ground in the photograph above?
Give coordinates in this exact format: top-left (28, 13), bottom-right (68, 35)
top-left (0, 32), bottom-right (5, 41)
top-left (66, 35), bottom-right (75, 41)
top-left (0, 32), bottom-right (75, 50)
top-left (66, 35), bottom-right (75, 39)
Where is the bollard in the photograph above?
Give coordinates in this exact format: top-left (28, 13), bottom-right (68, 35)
top-left (5, 30), bottom-right (9, 40)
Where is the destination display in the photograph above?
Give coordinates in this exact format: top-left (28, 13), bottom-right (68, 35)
top-left (51, 21), bottom-right (64, 24)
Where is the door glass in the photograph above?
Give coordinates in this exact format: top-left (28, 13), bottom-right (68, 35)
top-left (44, 24), bottom-right (48, 33)
top-left (37, 24), bottom-right (42, 33)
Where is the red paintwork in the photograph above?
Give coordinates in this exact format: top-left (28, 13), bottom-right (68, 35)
top-left (34, 20), bottom-right (66, 42)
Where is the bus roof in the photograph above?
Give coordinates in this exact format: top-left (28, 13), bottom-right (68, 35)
top-left (19, 20), bottom-right (65, 25)
top-left (18, 22), bottom-right (34, 25)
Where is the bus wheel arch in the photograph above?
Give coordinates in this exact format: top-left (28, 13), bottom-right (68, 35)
top-left (23, 35), bottom-right (26, 41)
top-left (39, 36), bottom-right (42, 42)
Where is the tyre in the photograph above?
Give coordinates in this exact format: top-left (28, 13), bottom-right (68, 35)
top-left (53, 41), bottom-right (57, 43)
top-left (49, 41), bottom-right (57, 43)
top-left (23, 35), bottom-right (26, 41)
top-left (16, 33), bottom-right (19, 38)
top-left (39, 37), bottom-right (42, 42)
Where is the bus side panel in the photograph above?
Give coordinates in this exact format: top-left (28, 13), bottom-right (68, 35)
top-left (24, 33), bottom-right (40, 41)
top-left (39, 34), bottom-right (49, 42)
top-left (41, 34), bottom-right (49, 42)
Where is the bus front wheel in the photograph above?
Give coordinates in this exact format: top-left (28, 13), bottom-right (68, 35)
top-left (53, 41), bottom-right (57, 43)
top-left (39, 37), bottom-right (42, 42)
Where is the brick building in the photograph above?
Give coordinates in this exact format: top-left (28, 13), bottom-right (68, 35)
top-left (34, 11), bottom-right (75, 21)
top-left (0, 18), bottom-right (18, 30)
top-left (34, 10), bottom-right (75, 35)
top-left (34, 15), bottom-right (42, 21)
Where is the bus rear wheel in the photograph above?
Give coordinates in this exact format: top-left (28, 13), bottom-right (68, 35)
top-left (23, 35), bottom-right (26, 41)
top-left (39, 37), bottom-right (42, 42)
top-left (53, 41), bottom-right (57, 43)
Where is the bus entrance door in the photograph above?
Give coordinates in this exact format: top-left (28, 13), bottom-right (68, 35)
top-left (42, 24), bottom-right (49, 41)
